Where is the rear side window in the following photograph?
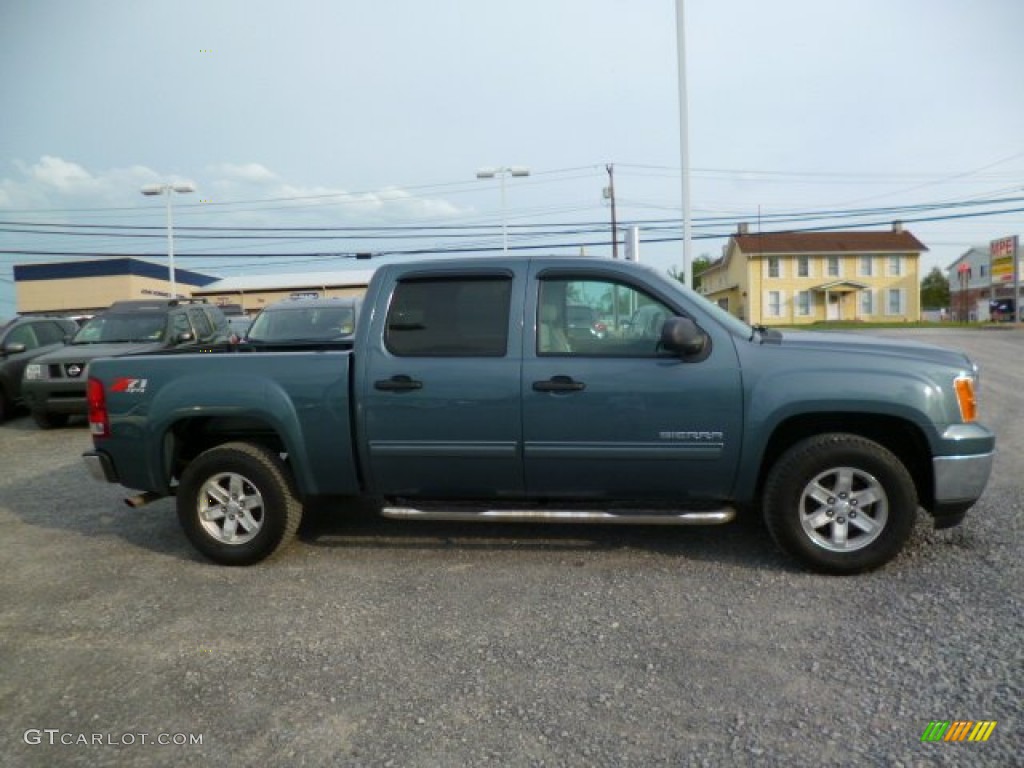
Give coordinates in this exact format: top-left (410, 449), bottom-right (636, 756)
top-left (385, 276), bottom-right (512, 357)
top-left (34, 321), bottom-right (70, 345)
top-left (188, 307), bottom-right (213, 339)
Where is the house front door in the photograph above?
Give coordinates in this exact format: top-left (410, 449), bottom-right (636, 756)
top-left (827, 293), bottom-right (841, 321)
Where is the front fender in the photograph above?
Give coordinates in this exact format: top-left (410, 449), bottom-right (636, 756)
top-left (733, 367), bottom-right (950, 500)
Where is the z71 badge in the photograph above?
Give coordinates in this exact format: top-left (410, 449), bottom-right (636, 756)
top-left (110, 377), bottom-right (148, 394)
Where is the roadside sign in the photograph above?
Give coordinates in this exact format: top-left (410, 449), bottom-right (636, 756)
top-left (990, 236), bottom-right (1018, 283)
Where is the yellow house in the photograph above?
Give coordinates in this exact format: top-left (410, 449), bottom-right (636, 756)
top-left (699, 223), bottom-right (926, 324)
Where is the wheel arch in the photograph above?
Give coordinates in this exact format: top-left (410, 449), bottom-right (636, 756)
top-left (161, 414), bottom-right (311, 497)
top-left (749, 413), bottom-right (933, 510)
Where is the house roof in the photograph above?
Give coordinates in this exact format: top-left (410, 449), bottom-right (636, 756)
top-left (810, 279), bottom-right (870, 292)
top-left (733, 230), bottom-right (928, 255)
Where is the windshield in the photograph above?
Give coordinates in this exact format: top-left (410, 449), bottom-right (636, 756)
top-left (73, 313), bottom-right (167, 344)
top-left (247, 305), bottom-right (356, 342)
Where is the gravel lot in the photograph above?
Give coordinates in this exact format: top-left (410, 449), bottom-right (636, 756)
top-left (1, 328), bottom-right (1021, 767)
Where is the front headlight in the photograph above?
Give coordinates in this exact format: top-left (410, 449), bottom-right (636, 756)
top-left (24, 364), bottom-right (43, 380)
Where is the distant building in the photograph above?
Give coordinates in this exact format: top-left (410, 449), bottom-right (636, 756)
top-left (14, 258), bottom-right (218, 315)
top-left (191, 269), bottom-right (376, 315)
top-left (947, 242), bottom-right (1022, 322)
top-left (699, 223), bottom-right (927, 324)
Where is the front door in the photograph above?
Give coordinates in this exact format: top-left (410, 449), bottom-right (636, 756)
top-left (827, 293), bottom-right (841, 321)
top-left (522, 270), bottom-right (744, 501)
top-left (360, 272), bottom-right (525, 498)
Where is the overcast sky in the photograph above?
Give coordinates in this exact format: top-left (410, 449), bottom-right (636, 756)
top-left (2, 0), bottom-right (1023, 315)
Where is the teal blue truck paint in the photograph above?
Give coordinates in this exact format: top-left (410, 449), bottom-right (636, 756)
top-left (82, 256), bottom-right (996, 571)
top-left (88, 351), bottom-right (360, 497)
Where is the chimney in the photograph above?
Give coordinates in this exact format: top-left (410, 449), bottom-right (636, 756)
top-left (892, 220), bottom-right (903, 233)
top-left (737, 222), bottom-right (749, 235)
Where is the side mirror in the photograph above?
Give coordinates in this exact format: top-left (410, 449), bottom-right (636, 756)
top-left (660, 316), bottom-right (707, 357)
top-left (3, 342), bottom-right (27, 355)
top-left (175, 331), bottom-right (196, 344)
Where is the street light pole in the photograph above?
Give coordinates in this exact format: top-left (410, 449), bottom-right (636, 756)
top-left (475, 166), bottom-right (530, 255)
top-left (141, 182), bottom-right (196, 298)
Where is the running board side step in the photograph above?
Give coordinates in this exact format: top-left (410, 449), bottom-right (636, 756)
top-left (380, 506), bottom-right (736, 526)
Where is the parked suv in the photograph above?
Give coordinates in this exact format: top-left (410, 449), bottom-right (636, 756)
top-left (0, 315), bottom-right (79, 421)
top-left (23, 299), bottom-right (229, 428)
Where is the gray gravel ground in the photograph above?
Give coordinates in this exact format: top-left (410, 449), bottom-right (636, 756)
top-left (1, 327), bottom-right (1021, 767)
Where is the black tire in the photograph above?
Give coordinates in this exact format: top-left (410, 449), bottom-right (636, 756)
top-left (0, 388), bottom-right (11, 422)
top-left (763, 433), bottom-right (917, 575)
top-left (31, 409), bottom-right (69, 429)
top-left (177, 441), bottom-right (303, 565)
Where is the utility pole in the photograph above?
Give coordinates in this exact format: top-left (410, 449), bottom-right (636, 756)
top-left (605, 164), bottom-right (619, 259)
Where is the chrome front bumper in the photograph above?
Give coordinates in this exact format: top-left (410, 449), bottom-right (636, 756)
top-left (933, 451), bottom-right (994, 505)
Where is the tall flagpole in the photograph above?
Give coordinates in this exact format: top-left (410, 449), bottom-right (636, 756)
top-left (675, 0), bottom-right (693, 287)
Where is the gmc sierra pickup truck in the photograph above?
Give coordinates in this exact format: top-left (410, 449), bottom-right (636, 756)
top-left (82, 257), bottom-right (995, 574)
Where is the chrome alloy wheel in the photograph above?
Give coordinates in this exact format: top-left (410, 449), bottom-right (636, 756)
top-left (799, 466), bottom-right (888, 552)
top-left (198, 472), bottom-right (265, 545)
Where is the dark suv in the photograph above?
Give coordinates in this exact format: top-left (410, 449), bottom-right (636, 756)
top-left (0, 315), bottom-right (79, 421)
top-left (22, 299), bottom-right (229, 429)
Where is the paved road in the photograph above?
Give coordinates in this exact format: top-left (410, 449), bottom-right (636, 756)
top-left (1, 328), bottom-right (1021, 767)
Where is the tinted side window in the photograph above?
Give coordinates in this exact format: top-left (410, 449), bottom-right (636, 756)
top-left (34, 321), bottom-right (68, 345)
top-left (188, 307), bottom-right (213, 339)
top-left (205, 308), bottom-right (229, 337)
top-left (385, 277), bottom-right (512, 357)
top-left (171, 312), bottom-right (193, 340)
top-left (6, 324), bottom-right (39, 350)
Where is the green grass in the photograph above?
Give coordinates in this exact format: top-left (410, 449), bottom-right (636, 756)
top-left (770, 321), bottom-right (1001, 330)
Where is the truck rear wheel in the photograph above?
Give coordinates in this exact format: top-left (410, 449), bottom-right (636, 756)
top-left (177, 441), bottom-right (302, 565)
top-left (763, 433), bottom-right (917, 575)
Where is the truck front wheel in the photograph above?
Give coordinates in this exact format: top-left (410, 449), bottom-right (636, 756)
top-left (763, 434), bottom-right (917, 575)
top-left (177, 441), bottom-right (302, 565)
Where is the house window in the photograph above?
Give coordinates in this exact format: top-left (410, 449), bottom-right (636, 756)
top-left (767, 291), bottom-right (782, 317)
top-left (797, 291), bottom-right (811, 316)
top-left (980, 264), bottom-right (987, 277)
top-left (860, 289), bottom-right (874, 316)
top-left (797, 256), bottom-right (810, 277)
top-left (886, 289), bottom-right (905, 316)
top-left (888, 256), bottom-right (902, 276)
top-left (860, 256), bottom-right (873, 276)
top-left (827, 256), bottom-right (840, 277)
top-left (768, 257), bottom-right (780, 278)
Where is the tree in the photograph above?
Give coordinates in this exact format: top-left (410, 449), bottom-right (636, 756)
top-left (920, 267), bottom-right (950, 310)
top-left (669, 254), bottom-right (713, 291)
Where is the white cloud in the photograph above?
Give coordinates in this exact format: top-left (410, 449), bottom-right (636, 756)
top-left (209, 162), bottom-right (280, 183)
top-left (0, 156), bottom-right (469, 225)
top-left (27, 156), bottom-right (97, 193)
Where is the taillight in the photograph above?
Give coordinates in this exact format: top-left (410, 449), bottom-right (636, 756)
top-left (953, 375), bottom-right (977, 423)
top-left (87, 377), bottom-right (110, 437)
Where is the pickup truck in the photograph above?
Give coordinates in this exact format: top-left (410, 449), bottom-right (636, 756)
top-left (82, 256), bottom-right (995, 574)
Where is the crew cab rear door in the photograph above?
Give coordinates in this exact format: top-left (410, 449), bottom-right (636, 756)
top-left (522, 265), bottom-right (744, 500)
top-left (358, 268), bottom-right (525, 497)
